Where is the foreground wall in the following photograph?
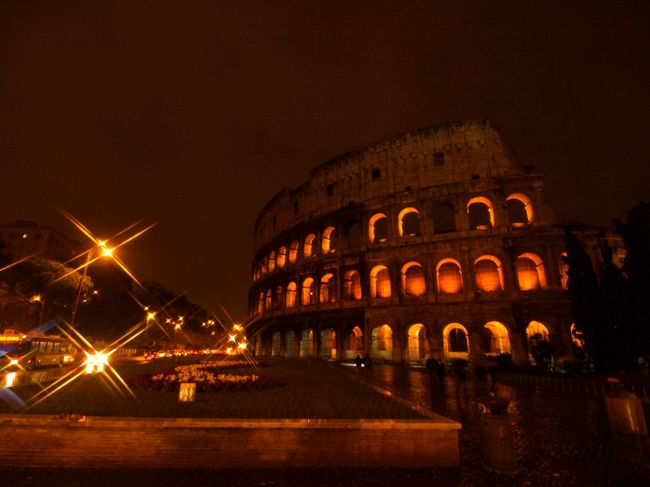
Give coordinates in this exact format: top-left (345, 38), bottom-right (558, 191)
top-left (0, 414), bottom-right (460, 468)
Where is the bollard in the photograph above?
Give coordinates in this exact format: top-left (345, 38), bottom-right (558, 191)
top-left (478, 395), bottom-right (517, 474)
top-left (179, 382), bottom-right (196, 402)
top-left (604, 389), bottom-right (648, 435)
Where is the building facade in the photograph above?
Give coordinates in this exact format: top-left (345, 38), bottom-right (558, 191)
top-left (248, 119), bottom-right (613, 366)
top-left (0, 221), bottom-right (80, 264)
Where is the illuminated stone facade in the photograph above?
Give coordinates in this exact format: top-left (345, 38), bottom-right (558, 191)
top-left (248, 119), bottom-right (616, 365)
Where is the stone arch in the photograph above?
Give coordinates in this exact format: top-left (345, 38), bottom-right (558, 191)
top-left (370, 265), bottom-right (391, 298)
top-left (443, 323), bottom-right (469, 361)
top-left (322, 226), bottom-right (337, 254)
top-left (285, 330), bottom-right (295, 357)
top-left (285, 282), bottom-right (297, 308)
top-left (303, 234), bottom-right (316, 258)
top-left (559, 252), bottom-right (569, 289)
top-left (467, 196), bottom-right (494, 229)
top-left (407, 323), bottom-right (428, 361)
top-left (481, 321), bottom-right (511, 355)
top-left (264, 289), bottom-right (273, 310)
top-left (271, 331), bottom-right (282, 357)
top-left (301, 277), bottom-right (316, 305)
top-left (273, 285), bottom-right (284, 310)
top-left (300, 329), bottom-right (314, 358)
top-left (371, 324), bottom-right (393, 361)
top-left (320, 328), bottom-right (337, 360)
top-left (433, 203), bottom-right (456, 233)
top-left (516, 253), bottom-right (547, 290)
top-left (369, 213), bottom-right (388, 243)
top-left (268, 250), bottom-right (276, 272)
top-left (436, 258), bottom-right (463, 294)
top-left (401, 261), bottom-right (426, 296)
top-left (474, 255), bottom-right (504, 292)
top-left (261, 256), bottom-right (268, 275)
top-left (256, 292), bottom-right (264, 313)
top-left (506, 193), bottom-right (533, 225)
top-left (277, 246), bottom-right (287, 268)
top-left (289, 240), bottom-right (299, 264)
top-left (343, 270), bottom-right (362, 300)
top-left (398, 207), bottom-right (421, 237)
top-left (319, 273), bottom-right (337, 303)
top-left (344, 326), bottom-right (364, 359)
top-left (527, 320), bottom-right (552, 365)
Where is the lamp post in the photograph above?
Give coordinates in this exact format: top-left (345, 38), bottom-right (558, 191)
top-left (69, 241), bottom-right (114, 327)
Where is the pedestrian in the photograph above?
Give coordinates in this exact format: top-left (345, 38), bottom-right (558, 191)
top-left (355, 354), bottom-right (362, 368)
top-left (363, 352), bottom-right (372, 368)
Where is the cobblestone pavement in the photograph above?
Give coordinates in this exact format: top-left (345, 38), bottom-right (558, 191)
top-left (2, 363), bottom-right (649, 486)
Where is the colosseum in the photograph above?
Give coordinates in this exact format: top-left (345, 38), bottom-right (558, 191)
top-left (248, 118), bottom-right (614, 366)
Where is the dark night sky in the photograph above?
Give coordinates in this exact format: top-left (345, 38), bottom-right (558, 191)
top-left (1, 0), bottom-right (649, 320)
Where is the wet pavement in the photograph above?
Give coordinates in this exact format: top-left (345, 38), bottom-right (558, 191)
top-left (2, 363), bottom-right (650, 486)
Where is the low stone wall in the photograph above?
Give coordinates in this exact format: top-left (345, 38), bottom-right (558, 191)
top-left (0, 414), bottom-right (460, 468)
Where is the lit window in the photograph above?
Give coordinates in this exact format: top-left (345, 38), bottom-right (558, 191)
top-left (322, 226), bottom-right (337, 254)
top-left (369, 213), bottom-right (388, 243)
top-left (304, 234), bottom-right (316, 258)
top-left (398, 208), bottom-right (421, 237)
top-left (401, 262), bottom-right (426, 296)
top-left (475, 256), bottom-right (504, 292)
top-left (467, 197), bottom-right (494, 229)
top-left (370, 265), bottom-right (391, 298)
top-left (436, 259), bottom-right (463, 293)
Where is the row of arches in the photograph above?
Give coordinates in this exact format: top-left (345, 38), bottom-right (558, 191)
top-left (265, 320), bottom-right (555, 363)
top-left (253, 193), bottom-right (536, 280)
top-left (255, 252), bottom-right (559, 313)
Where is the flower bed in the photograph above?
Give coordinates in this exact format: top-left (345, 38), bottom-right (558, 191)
top-left (129, 362), bottom-right (278, 392)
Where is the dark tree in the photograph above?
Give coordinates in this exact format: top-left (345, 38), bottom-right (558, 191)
top-left (616, 202), bottom-right (650, 368)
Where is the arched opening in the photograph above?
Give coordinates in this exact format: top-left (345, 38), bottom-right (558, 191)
top-left (467, 196), bottom-right (494, 230)
top-left (261, 256), bottom-right (268, 275)
top-left (343, 270), bottom-right (362, 300)
top-left (271, 332), bottom-right (281, 357)
top-left (370, 265), bottom-right (391, 298)
top-left (371, 324), bottom-right (393, 361)
top-left (277, 246), bottom-right (287, 268)
top-left (300, 329), bottom-right (313, 358)
top-left (506, 193), bottom-right (533, 225)
top-left (559, 252), bottom-right (569, 289)
top-left (407, 323), bottom-right (428, 361)
top-left (303, 234), bottom-right (316, 258)
top-left (301, 277), bottom-right (316, 305)
top-left (443, 323), bottom-right (470, 361)
top-left (398, 207), bottom-right (421, 237)
top-left (570, 323), bottom-right (585, 349)
top-left (256, 292), bottom-right (264, 313)
top-left (480, 321), bottom-right (511, 355)
top-left (433, 203), bottom-right (456, 233)
top-left (321, 226), bottom-right (338, 254)
top-left (344, 326), bottom-right (364, 359)
top-left (475, 256), bottom-right (504, 292)
top-left (319, 273), bottom-right (337, 304)
top-left (320, 329), bottom-right (337, 360)
top-left (285, 331), bottom-right (295, 358)
top-left (526, 321), bottom-right (553, 366)
top-left (369, 213), bottom-right (388, 243)
top-left (401, 262), bottom-right (426, 296)
top-left (285, 282), bottom-right (297, 308)
top-left (436, 258), bottom-right (463, 294)
top-left (289, 240), bottom-right (299, 264)
top-left (268, 251), bottom-right (276, 272)
top-left (264, 289), bottom-right (273, 310)
top-left (274, 285), bottom-right (284, 310)
top-left (516, 253), bottom-right (547, 290)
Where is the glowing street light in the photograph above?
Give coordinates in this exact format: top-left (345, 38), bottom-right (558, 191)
top-left (84, 351), bottom-right (109, 374)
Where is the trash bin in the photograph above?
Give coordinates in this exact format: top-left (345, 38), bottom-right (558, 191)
top-left (604, 389), bottom-right (648, 435)
top-left (478, 394), bottom-right (517, 474)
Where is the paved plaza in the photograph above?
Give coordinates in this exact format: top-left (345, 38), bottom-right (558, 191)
top-left (2, 360), bottom-right (649, 486)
